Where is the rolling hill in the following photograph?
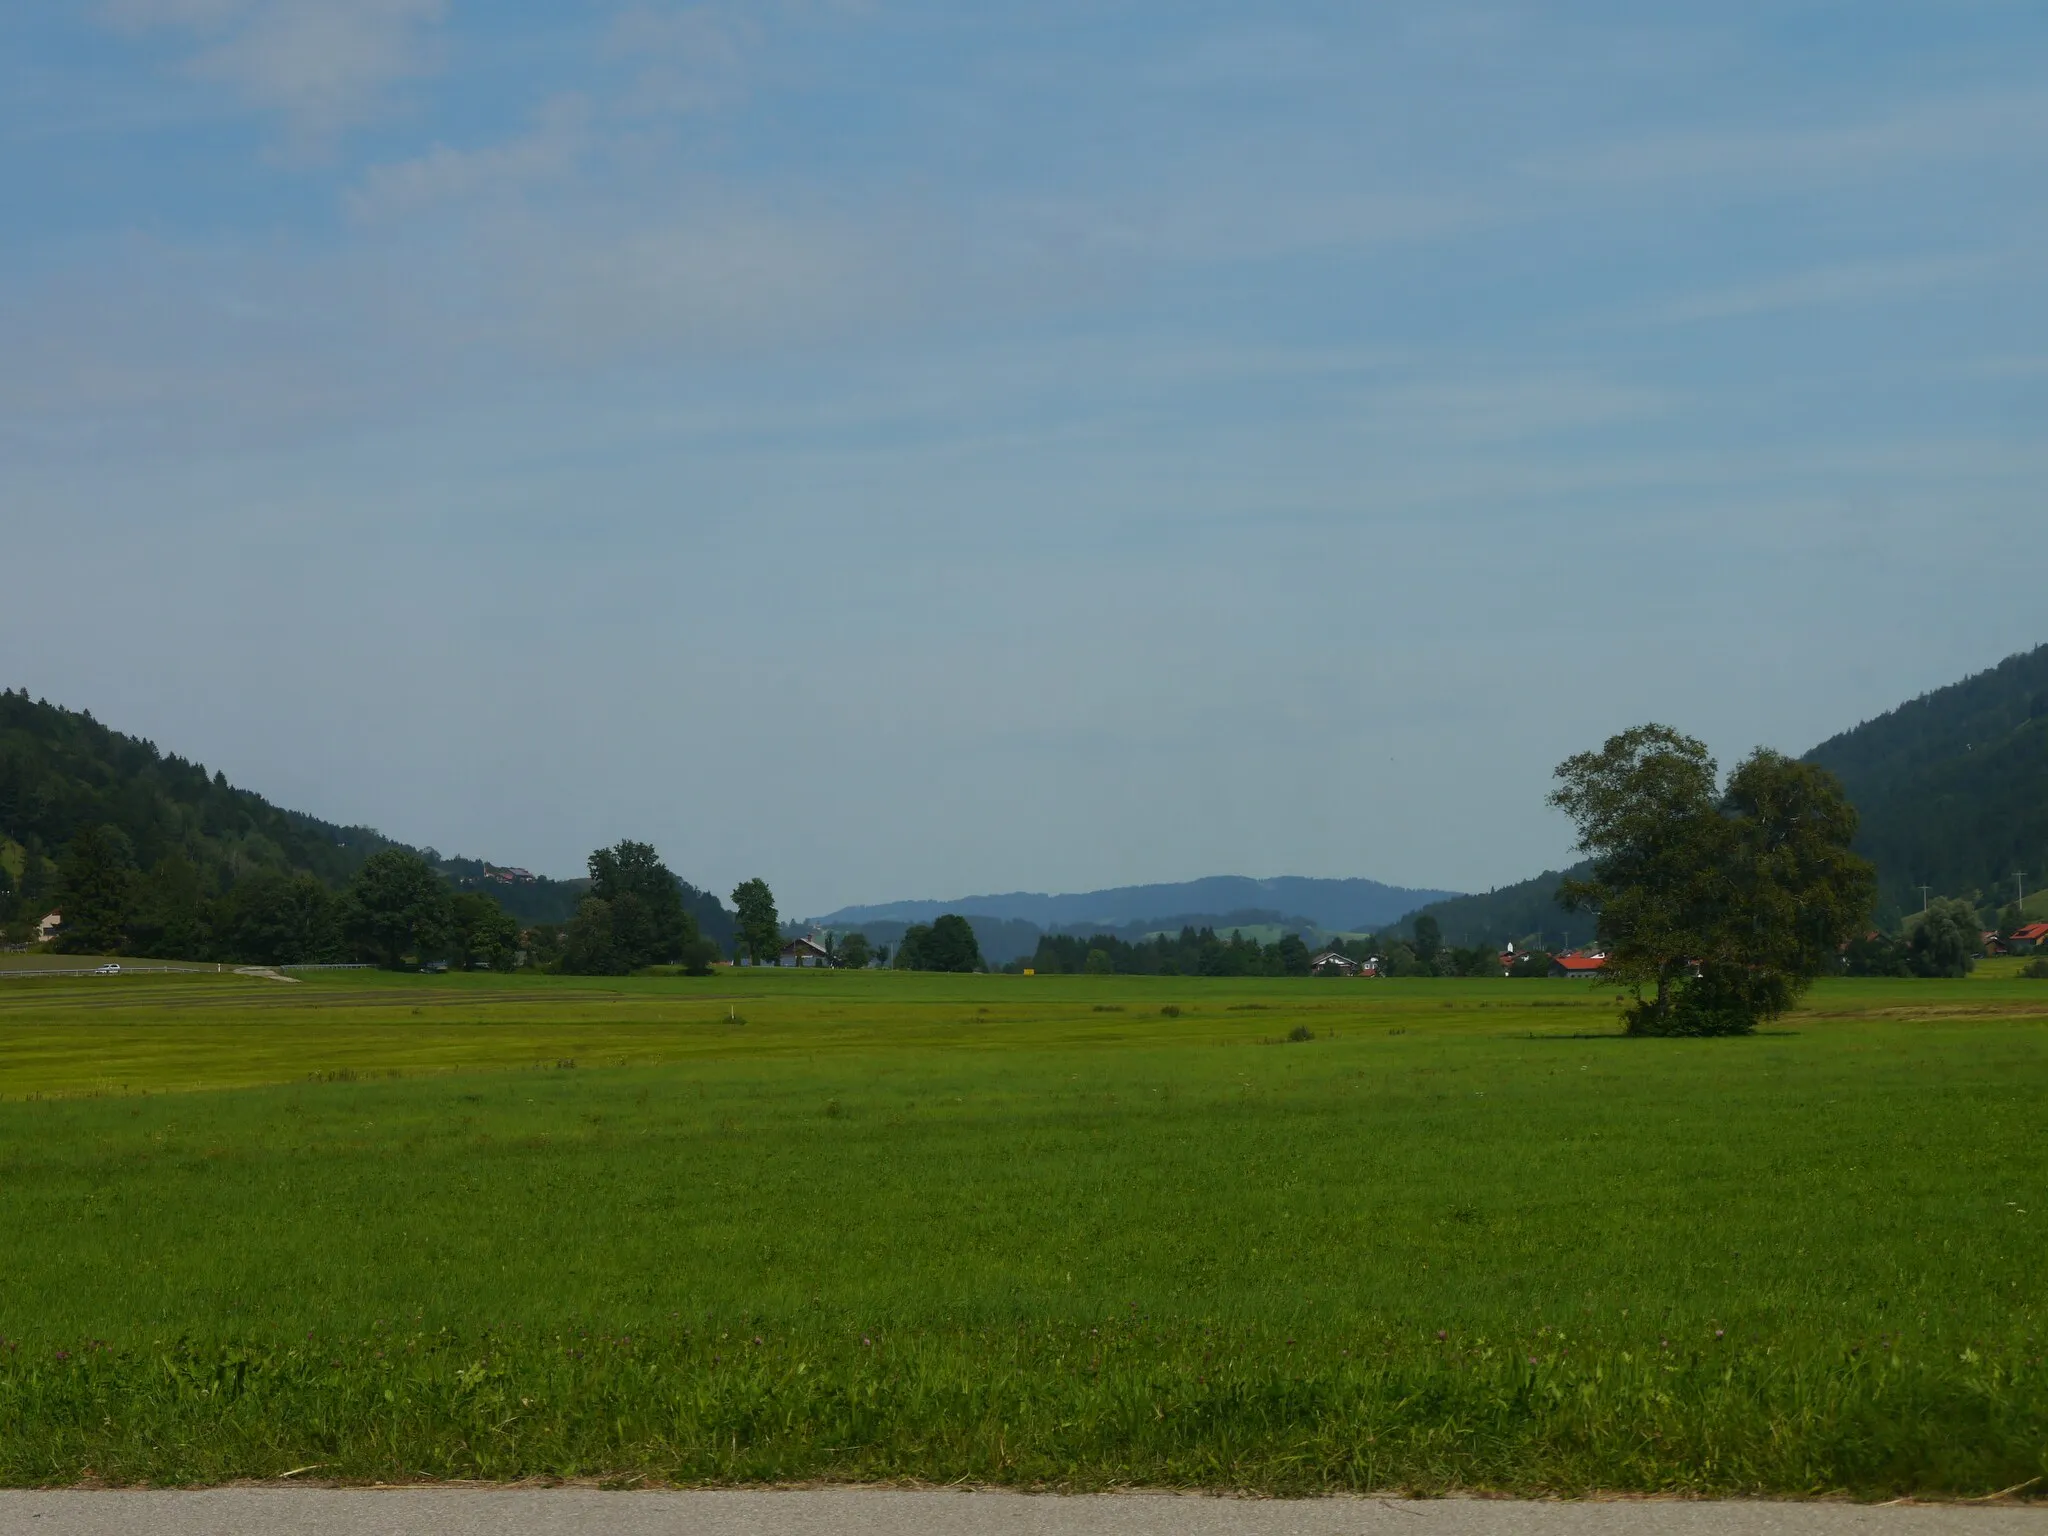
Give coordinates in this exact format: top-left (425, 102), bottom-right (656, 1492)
top-left (812, 875), bottom-right (1460, 935)
top-left (1384, 870), bottom-right (1598, 952)
top-left (1803, 642), bottom-right (2048, 925)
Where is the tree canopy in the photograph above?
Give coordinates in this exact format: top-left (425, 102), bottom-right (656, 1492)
top-left (53, 824), bottom-right (137, 954)
top-left (891, 914), bottom-right (983, 972)
top-left (730, 878), bottom-right (780, 964)
top-left (556, 841), bottom-right (712, 974)
top-left (1018, 924), bottom-right (1316, 977)
top-left (1908, 897), bottom-right (1980, 979)
top-left (341, 849), bottom-right (454, 970)
top-left (1551, 725), bottom-right (1875, 1035)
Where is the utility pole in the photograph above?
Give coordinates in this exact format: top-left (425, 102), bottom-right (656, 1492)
top-left (1918, 885), bottom-right (1932, 914)
top-left (2017, 872), bottom-right (2028, 908)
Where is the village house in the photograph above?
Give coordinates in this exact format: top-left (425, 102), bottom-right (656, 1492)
top-left (777, 935), bottom-right (833, 967)
top-left (2007, 921), bottom-right (2048, 955)
top-left (1549, 951), bottom-right (1608, 978)
top-left (1308, 950), bottom-right (1361, 977)
top-left (35, 911), bottom-right (61, 945)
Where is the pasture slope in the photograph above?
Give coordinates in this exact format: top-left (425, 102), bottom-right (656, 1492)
top-left (0, 967), bottom-right (2043, 1497)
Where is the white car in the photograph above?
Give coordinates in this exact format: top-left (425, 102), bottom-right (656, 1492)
top-left (95, 962), bottom-right (121, 974)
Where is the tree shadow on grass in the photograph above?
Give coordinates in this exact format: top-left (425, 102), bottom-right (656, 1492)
top-left (1515, 1029), bottom-right (1802, 1040)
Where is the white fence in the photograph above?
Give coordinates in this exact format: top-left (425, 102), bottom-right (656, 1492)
top-left (0, 961), bottom-right (374, 980)
top-left (0, 965), bottom-right (215, 980)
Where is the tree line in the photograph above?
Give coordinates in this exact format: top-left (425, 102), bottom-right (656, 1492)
top-left (1014, 926), bottom-right (1314, 977)
top-left (10, 826), bottom-right (527, 969)
top-left (6, 826), bottom-right (755, 976)
top-left (1009, 914), bottom-right (1569, 978)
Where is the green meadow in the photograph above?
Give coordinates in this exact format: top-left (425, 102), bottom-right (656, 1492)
top-left (0, 968), bottom-right (2044, 1494)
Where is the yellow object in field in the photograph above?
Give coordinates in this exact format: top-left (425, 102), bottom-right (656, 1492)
top-left (1023, 968), bottom-right (1035, 976)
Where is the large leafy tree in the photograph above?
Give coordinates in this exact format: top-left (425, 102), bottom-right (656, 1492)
top-left (449, 890), bottom-right (520, 971)
top-left (218, 870), bottom-right (341, 965)
top-left (1698, 750), bottom-right (1877, 1024)
top-left (1551, 725), bottom-right (1874, 1035)
top-left (342, 849), bottom-right (452, 970)
top-left (1552, 726), bottom-right (1724, 1029)
top-left (892, 923), bottom-right (930, 969)
top-left (54, 824), bottom-right (137, 953)
top-left (560, 897), bottom-right (623, 975)
top-left (730, 877), bottom-right (779, 964)
top-left (1908, 897), bottom-right (1980, 978)
top-left (834, 931), bottom-right (871, 971)
top-left (585, 841), bottom-right (695, 969)
top-left (921, 913), bottom-right (983, 973)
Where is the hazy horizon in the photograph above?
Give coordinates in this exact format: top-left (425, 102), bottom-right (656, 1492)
top-left (4, 4), bottom-right (2042, 915)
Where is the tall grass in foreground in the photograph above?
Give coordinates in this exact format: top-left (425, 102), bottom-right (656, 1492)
top-left (1, 971), bottom-right (2044, 1491)
top-left (4, 1324), bottom-right (2041, 1492)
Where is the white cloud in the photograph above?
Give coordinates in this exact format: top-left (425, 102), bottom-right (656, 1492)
top-left (99, 0), bottom-right (446, 146)
top-left (490, 202), bottom-right (926, 360)
top-left (347, 97), bottom-right (589, 222)
top-left (605, 4), bottom-right (754, 115)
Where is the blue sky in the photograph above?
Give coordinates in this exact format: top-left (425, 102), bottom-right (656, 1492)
top-left (3, 2), bottom-right (2044, 916)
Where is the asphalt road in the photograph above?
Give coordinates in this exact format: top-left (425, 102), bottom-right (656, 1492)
top-left (0, 1490), bottom-right (2041, 1536)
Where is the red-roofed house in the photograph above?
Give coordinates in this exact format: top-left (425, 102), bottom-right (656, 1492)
top-left (2008, 921), bottom-right (2048, 954)
top-left (1549, 952), bottom-right (1608, 978)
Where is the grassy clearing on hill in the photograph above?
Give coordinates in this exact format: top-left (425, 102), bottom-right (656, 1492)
top-left (0, 969), bottom-right (2043, 1494)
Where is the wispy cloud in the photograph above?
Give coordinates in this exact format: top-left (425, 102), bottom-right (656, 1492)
top-left (97, 0), bottom-right (446, 148)
top-left (1546, 91), bottom-right (2048, 191)
top-left (1640, 252), bottom-right (2008, 325)
top-left (605, 4), bottom-right (755, 115)
top-left (347, 97), bottom-right (589, 222)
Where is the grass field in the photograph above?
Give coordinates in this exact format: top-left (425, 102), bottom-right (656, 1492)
top-left (1, 968), bottom-right (2044, 1495)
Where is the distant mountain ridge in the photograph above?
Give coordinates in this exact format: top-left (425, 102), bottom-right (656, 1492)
top-left (812, 875), bottom-right (1461, 935)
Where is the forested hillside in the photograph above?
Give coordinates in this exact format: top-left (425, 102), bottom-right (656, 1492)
top-left (1391, 643), bottom-right (2048, 944)
top-left (0, 691), bottom-right (395, 923)
top-left (0, 690), bottom-right (734, 958)
top-left (1803, 643), bottom-right (2048, 925)
top-left (1388, 869), bottom-right (1598, 951)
